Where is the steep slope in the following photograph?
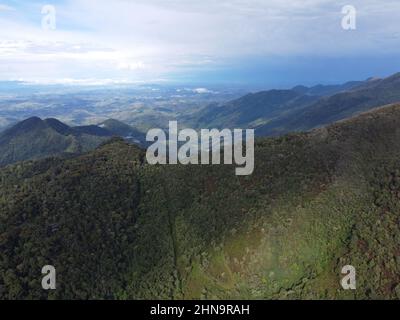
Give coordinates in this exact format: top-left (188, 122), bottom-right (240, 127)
top-left (0, 138), bottom-right (144, 299)
top-left (257, 73), bottom-right (400, 136)
top-left (1, 104), bottom-right (400, 299)
top-left (187, 73), bottom-right (400, 139)
top-left (189, 89), bottom-right (319, 129)
top-left (0, 117), bottom-right (112, 167)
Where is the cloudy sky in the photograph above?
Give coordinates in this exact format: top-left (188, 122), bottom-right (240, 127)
top-left (1, 0), bottom-right (400, 86)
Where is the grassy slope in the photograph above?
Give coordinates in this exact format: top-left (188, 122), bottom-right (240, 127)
top-left (1, 105), bottom-right (400, 299)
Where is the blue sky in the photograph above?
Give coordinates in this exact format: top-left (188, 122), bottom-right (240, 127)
top-left (1, 0), bottom-right (400, 87)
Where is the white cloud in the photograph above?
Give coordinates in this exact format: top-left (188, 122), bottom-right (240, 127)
top-left (192, 88), bottom-right (212, 94)
top-left (0, 0), bottom-right (400, 82)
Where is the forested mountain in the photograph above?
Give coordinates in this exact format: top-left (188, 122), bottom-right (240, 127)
top-left (257, 72), bottom-right (400, 136)
top-left (187, 89), bottom-right (319, 129)
top-left (1, 103), bottom-right (400, 299)
top-left (187, 73), bottom-right (400, 138)
top-left (0, 117), bottom-right (148, 167)
top-left (0, 117), bottom-right (113, 167)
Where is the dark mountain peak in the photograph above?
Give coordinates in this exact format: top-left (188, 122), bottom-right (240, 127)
top-left (2, 116), bottom-right (45, 137)
top-left (44, 117), bottom-right (67, 126)
top-left (24, 116), bottom-right (42, 122)
top-left (18, 116), bottom-right (43, 127)
top-left (0, 117), bottom-right (112, 167)
top-left (44, 118), bottom-right (72, 135)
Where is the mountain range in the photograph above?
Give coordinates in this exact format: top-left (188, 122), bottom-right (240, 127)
top-left (1, 72), bottom-right (400, 300)
top-left (187, 73), bottom-right (400, 137)
top-left (1, 102), bottom-right (400, 299)
top-left (3, 72), bottom-right (400, 168)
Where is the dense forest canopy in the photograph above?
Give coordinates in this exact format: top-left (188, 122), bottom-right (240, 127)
top-left (1, 104), bottom-right (400, 299)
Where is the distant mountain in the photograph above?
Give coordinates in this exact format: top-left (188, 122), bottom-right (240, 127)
top-left (0, 117), bottom-right (112, 167)
top-left (98, 119), bottom-right (146, 145)
top-left (1, 103), bottom-right (400, 299)
top-left (187, 72), bottom-right (400, 138)
top-left (257, 72), bottom-right (400, 136)
top-left (187, 78), bottom-right (374, 130)
top-left (291, 80), bottom-right (365, 96)
top-left (188, 89), bottom-right (320, 129)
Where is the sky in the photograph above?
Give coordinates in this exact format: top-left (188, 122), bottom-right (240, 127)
top-left (1, 0), bottom-right (400, 87)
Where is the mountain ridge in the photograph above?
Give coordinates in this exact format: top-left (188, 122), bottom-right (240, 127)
top-left (0, 117), bottom-right (113, 167)
top-left (257, 72), bottom-right (400, 136)
top-left (1, 102), bottom-right (400, 299)
top-left (186, 72), bottom-right (400, 138)
top-left (0, 116), bottom-right (149, 167)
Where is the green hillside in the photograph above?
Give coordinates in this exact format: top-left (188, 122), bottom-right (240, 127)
top-left (0, 117), bottom-right (112, 167)
top-left (1, 104), bottom-right (400, 299)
